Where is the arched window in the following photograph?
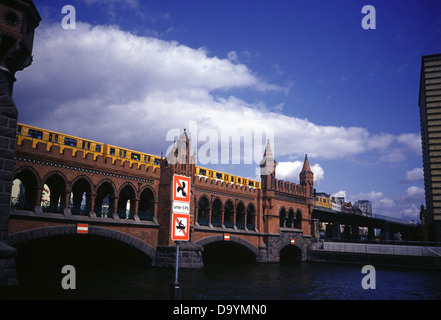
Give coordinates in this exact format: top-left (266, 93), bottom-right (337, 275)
top-left (287, 209), bottom-right (295, 228)
top-left (95, 181), bottom-right (115, 218)
top-left (294, 210), bottom-right (302, 229)
top-left (139, 188), bottom-right (155, 221)
top-left (11, 169), bottom-right (39, 211)
top-left (211, 198), bottom-right (222, 227)
top-left (236, 202), bottom-right (245, 229)
top-left (246, 203), bottom-right (256, 230)
top-left (198, 196), bottom-right (210, 226)
top-left (71, 177), bottom-right (92, 215)
top-left (43, 173), bottom-right (67, 214)
top-left (118, 184), bottom-right (136, 219)
top-left (224, 200), bottom-right (234, 228)
top-left (279, 207), bottom-right (287, 227)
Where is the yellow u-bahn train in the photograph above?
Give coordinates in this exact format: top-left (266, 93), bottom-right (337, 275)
top-left (16, 123), bottom-right (261, 188)
top-left (17, 123), bottom-right (162, 170)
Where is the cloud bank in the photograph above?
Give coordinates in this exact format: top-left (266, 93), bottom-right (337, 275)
top-left (15, 22), bottom-right (420, 167)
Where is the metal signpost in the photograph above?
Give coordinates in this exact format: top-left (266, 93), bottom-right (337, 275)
top-left (170, 174), bottom-right (191, 300)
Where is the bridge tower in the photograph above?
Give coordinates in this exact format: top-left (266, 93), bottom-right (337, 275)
top-left (155, 129), bottom-right (202, 267)
top-left (299, 154), bottom-right (314, 197)
top-left (0, 0), bottom-right (40, 287)
top-left (260, 140), bottom-right (277, 234)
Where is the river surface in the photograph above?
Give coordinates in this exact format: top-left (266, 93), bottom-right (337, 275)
top-left (2, 261), bottom-right (441, 300)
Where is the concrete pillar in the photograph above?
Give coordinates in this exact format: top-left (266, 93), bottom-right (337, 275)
top-left (310, 218), bottom-right (320, 238)
top-left (351, 225), bottom-right (360, 241)
top-left (332, 222), bottom-right (342, 240)
top-left (382, 222), bottom-right (390, 241)
top-left (368, 226), bottom-right (376, 241)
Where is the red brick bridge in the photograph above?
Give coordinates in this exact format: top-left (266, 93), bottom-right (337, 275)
top-left (9, 123), bottom-right (318, 268)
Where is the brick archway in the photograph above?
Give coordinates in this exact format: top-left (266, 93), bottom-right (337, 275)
top-left (8, 225), bottom-right (156, 260)
top-left (194, 235), bottom-right (260, 258)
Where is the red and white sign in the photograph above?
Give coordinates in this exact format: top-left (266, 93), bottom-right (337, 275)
top-left (171, 213), bottom-right (190, 241)
top-left (77, 223), bottom-right (88, 234)
top-left (290, 238), bottom-right (295, 245)
top-left (173, 175), bottom-right (191, 203)
top-left (224, 233), bottom-right (230, 241)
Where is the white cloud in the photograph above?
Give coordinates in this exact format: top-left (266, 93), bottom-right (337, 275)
top-left (276, 161), bottom-right (324, 183)
top-left (401, 167), bottom-right (424, 183)
top-left (14, 21), bottom-right (421, 168)
top-left (396, 133), bottom-right (422, 154)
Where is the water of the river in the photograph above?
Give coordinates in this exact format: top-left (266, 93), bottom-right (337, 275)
top-left (2, 261), bottom-right (441, 300)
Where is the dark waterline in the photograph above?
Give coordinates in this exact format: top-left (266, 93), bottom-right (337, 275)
top-left (1, 234), bottom-right (440, 300)
top-left (2, 261), bottom-right (441, 300)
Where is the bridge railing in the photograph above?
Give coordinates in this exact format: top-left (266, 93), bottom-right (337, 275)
top-left (319, 241), bottom-right (441, 257)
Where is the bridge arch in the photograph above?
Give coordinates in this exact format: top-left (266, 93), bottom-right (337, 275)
top-left (8, 225), bottom-right (156, 261)
top-left (195, 235), bottom-right (259, 259)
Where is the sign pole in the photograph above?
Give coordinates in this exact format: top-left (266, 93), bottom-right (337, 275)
top-left (171, 241), bottom-right (182, 300)
top-left (175, 241), bottom-right (180, 284)
top-left (170, 175), bottom-right (191, 300)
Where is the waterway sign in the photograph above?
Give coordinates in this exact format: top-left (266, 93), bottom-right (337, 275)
top-left (77, 223), bottom-right (88, 234)
top-left (173, 174), bottom-right (191, 203)
top-left (172, 201), bottom-right (190, 214)
top-left (224, 233), bottom-right (230, 241)
top-left (171, 213), bottom-right (190, 241)
top-left (290, 238), bottom-right (295, 245)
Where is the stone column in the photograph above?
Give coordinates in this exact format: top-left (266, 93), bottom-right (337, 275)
top-left (0, 0), bottom-right (41, 287)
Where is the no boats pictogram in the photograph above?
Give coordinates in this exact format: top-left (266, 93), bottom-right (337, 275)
top-left (171, 213), bottom-right (190, 241)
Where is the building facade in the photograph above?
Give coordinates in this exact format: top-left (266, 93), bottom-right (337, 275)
top-left (419, 53), bottom-right (441, 241)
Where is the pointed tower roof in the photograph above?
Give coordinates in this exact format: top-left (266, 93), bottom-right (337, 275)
top-left (260, 139), bottom-right (276, 176)
top-left (263, 139), bottom-right (274, 158)
top-left (301, 154), bottom-right (312, 172)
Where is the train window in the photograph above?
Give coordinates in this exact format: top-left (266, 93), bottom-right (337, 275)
top-left (49, 133), bottom-right (53, 142)
top-left (131, 153), bottom-right (140, 160)
top-left (231, 176), bottom-right (234, 182)
top-left (17, 125), bottom-right (22, 135)
top-left (199, 169), bottom-right (207, 176)
top-left (249, 181), bottom-right (254, 186)
top-left (28, 129), bottom-right (43, 140)
top-left (96, 145), bottom-right (102, 153)
top-left (82, 141), bottom-right (90, 150)
top-left (144, 155), bottom-right (148, 162)
top-left (216, 173), bottom-right (222, 179)
top-left (109, 148), bottom-right (115, 155)
top-left (238, 178), bottom-right (241, 183)
top-left (119, 150), bottom-right (127, 158)
top-left (154, 158), bottom-right (160, 165)
top-left (64, 137), bottom-right (77, 147)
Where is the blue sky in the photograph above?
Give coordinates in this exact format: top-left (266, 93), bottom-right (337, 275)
top-left (13, 0), bottom-right (441, 221)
